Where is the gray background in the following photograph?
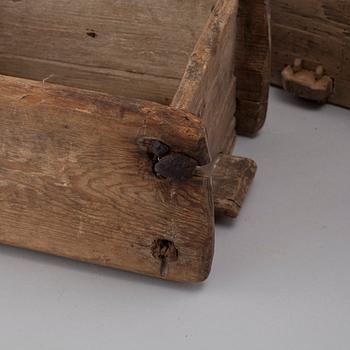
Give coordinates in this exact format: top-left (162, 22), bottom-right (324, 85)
top-left (0, 88), bottom-right (349, 349)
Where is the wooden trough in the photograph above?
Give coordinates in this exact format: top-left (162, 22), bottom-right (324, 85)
top-left (0, 0), bottom-right (270, 282)
top-left (270, 0), bottom-right (350, 108)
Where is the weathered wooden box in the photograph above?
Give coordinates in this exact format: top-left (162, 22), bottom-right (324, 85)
top-left (271, 0), bottom-right (350, 108)
top-left (0, 0), bottom-right (270, 282)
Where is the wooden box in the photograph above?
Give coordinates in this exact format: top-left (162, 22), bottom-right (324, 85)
top-left (0, 0), bottom-right (270, 282)
top-left (271, 0), bottom-right (350, 108)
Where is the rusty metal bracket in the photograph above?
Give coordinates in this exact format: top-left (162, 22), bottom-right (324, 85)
top-left (281, 58), bottom-right (334, 103)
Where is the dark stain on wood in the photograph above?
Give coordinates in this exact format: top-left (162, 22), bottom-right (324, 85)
top-left (152, 239), bottom-right (179, 278)
top-left (150, 140), bottom-right (170, 158)
top-left (86, 29), bottom-right (97, 38)
top-left (154, 153), bottom-right (198, 183)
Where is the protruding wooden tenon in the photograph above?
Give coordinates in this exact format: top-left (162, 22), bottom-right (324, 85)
top-left (212, 155), bottom-right (257, 218)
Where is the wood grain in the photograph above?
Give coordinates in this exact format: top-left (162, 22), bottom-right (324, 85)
top-left (0, 75), bottom-right (214, 282)
top-left (235, 0), bottom-right (271, 136)
top-left (212, 155), bottom-right (257, 218)
top-left (271, 0), bottom-right (350, 109)
top-left (0, 0), bottom-right (268, 280)
top-left (0, 0), bottom-right (216, 105)
top-left (172, 0), bottom-right (239, 159)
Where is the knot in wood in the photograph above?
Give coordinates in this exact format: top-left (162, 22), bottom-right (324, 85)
top-left (152, 239), bottom-right (178, 262)
top-left (150, 140), bottom-right (170, 158)
top-left (144, 139), bottom-right (198, 182)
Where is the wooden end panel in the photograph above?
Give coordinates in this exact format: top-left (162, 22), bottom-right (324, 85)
top-left (235, 0), bottom-right (271, 136)
top-left (172, 0), bottom-right (239, 159)
top-left (0, 75), bottom-right (214, 282)
top-left (213, 155), bottom-right (257, 218)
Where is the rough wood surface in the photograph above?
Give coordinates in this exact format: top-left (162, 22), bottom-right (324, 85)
top-left (0, 0), bottom-right (216, 105)
top-left (0, 75), bottom-right (214, 282)
top-left (212, 155), bottom-right (257, 218)
top-left (0, 0), bottom-right (267, 281)
top-left (172, 0), bottom-right (239, 159)
top-left (235, 0), bottom-right (271, 136)
top-left (271, 0), bottom-right (350, 109)
top-left (0, 0), bottom-right (271, 140)
top-left (281, 62), bottom-right (334, 103)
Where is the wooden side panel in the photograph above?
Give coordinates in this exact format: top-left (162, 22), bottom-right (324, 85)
top-left (172, 0), bottom-right (239, 159)
top-left (235, 0), bottom-right (271, 136)
top-left (271, 0), bottom-right (350, 109)
top-left (0, 0), bottom-right (216, 104)
top-left (0, 75), bottom-right (214, 282)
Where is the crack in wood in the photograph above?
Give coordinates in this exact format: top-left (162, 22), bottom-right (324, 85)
top-left (151, 239), bottom-right (178, 278)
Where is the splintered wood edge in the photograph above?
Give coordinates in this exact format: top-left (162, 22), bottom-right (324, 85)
top-left (0, 74), bottom-right (214, 282)
top-left (235, 0), bottom-right (271, 136)
top-left (171, 0), bottom-right (239, 159)
top-left (212, 154), bottom-right (257, 218)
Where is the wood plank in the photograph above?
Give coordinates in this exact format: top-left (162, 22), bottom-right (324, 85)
top-left (0, 54), bottom-right (180, 106)
top-left (212, 155), bottom-right (257, 218)
top-left (234, 0), bottom-right (271, 136)
top-left (271, 0), bottom-right (350, 109)
top-left (0, 0), bottom-right (216, 104)
top-left (0, 75), bottom-right (214, 282)
top-left (172, 0), bottom-right (239, 159)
